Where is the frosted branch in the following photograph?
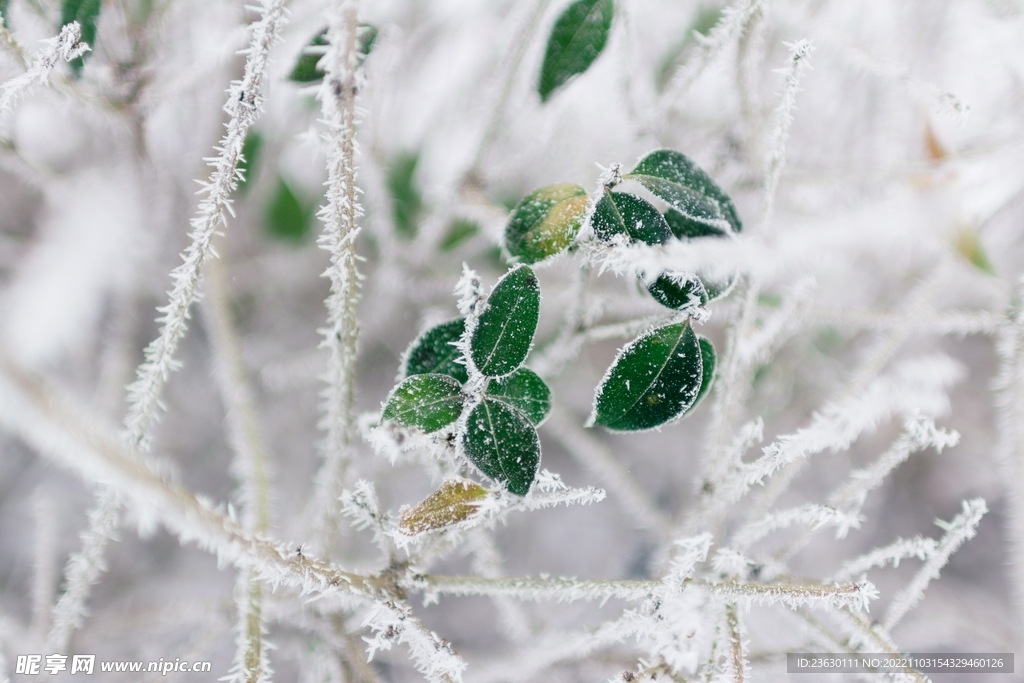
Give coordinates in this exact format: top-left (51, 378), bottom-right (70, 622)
top-left (882, 498), bottom-right (987, 630)
top-left (732, 503), bottom-right (863, 549)
top-left (830, 536), bottom-right (938, 583)
top-left (828, 416), bottom-right (959, 511)
top-left (45, 489), bottom-right (120, 653)
top-left (0, 22), bottom-right (88, 118)
top-left (310, 0), bottom-right (366, 542)
top-left (362, 600), bottom-right (466, 683)
top-left (760, 39), bottom-right (813, 229)
top-left (122, 0), bottom-right (287, 451)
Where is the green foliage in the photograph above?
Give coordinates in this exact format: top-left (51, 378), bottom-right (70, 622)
top-left (404, 318), bottom-right (469, 384)
top-left (289, 24), bottom-right (378, 83)
top-left (387, 151), bottom-right (423, 239)
top-left (440, 218), bottom-right (480, 251)
top-left (237, 131), bottom-right (263, 194)
top-left (471, 265), bottom-right (541, 377)
top-left (504, 184), bottom-right (588, 264)
top-left (60, 0), bottom-right (101, 76)
top-left (646, 272), bottom-right (708, 310)
top-left (462, 398), bottom-right (541, 496)
top-left (591, 321), bottom-right (704, 431)
top-left (664, 207), bottom-right (728, 239)
top-left (486, 368), bottom-right (551, 426)
top-left (382, 374), bottom-right (465, 433)
top-left (538, 0), bottom-right (614, 102)
top-left (0, 0), bottom-right (10, 26)
top-left (626, 149), bottom-right (742, 233)
top-left (265, 177), bottom-right (313, 242)
top-left (591, 191), bottom-right (672, 245)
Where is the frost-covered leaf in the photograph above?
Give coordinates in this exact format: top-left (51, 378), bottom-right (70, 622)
top-left (471, 265), bottom-right (541, 377)
top-left (398, 479), bottom-right (487, 535)
top-left (387, 151), bottom-right (422, 239)
top-left (382, 374), bottom-right (464, 433)
top-left (504, 184), bottom-right (588, 264)
top-left (462, 398), bottom-right (540, 496)
top-left (404, 318), bottom-right (468, 384)
top-left (60, 0), bottom-right (101, 76)
top-left (664, 207), bottom-right (728, 239)
top-left (289, 24), bottom-right (378, 83)
top-left (538, 0), bottom-right (614, 102)
top-left (646, 271), bottom-right (708, 310)
top-left (692, 335), bottom-right (716, 410)
top-left (591, 321), bottom-right (703, 431)
top-left (591, 191), bottom-right (672, 245)
top-left (486, 368), bottom-right (551, 426)
top-left (625, 149), bottom-right (742, 233)
top-left (266, 177), bottom-right (313, 241)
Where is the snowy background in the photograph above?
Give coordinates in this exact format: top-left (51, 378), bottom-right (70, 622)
top-left (0, 0), bottom-right (1022, 681)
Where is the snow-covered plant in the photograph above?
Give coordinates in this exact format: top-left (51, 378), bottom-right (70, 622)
top-left (0, 0), bottom-right (1016, 681)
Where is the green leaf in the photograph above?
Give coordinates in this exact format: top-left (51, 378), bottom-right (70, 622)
top-left (690, 335), bottom-right (716, 410)
top-left (237, 131), bottom-right (263, 194)
top-left (646, 272), bottom-right (708, 310)
top-left (440, 218), bottom-right (480, 252)
top-left (60, 0), bottom-right (101, 76)
top-left (382, 374), bottom-right (464, 433)
top-left (404, 318), bottom-right (469, 384)
top-left (471, 265), bottom-right (541, 377)
top-left (538, 0), bottom-right (614, 102)
top-left (487, 368), bottom-right (551, 426)
top-left (625, 149), bottom-right (742, 233)
top-left (591, 191), bottom-right (671, 245)
top-left (265, 177), bottom-right (313, 242)
top-left (0, 0), bottom-right (11, 27)
top-left (664, 207), bottom-right (728, 239)
top-left (289, 24), bottom-right (378, 83)
top-left (387, 151), bottom-right (423, 239)
top-left (590, 321), bottom-right (703, 431)
top-left (504, 184), bottom-right (588, 264)
top-left (462, 398), bottom-right (540, 496)
top-left (399, 479), bottom-right (488, 535)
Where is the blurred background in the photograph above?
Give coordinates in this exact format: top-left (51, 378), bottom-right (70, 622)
top-left (0, 0), bottom-right (1022, 680)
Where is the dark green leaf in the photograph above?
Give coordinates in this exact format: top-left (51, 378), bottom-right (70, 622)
top-left (0, 0), bottom-right (11, 27)
top-left (440, 218), bottom-right (480, 252)
top-left (265, 177), bottom-right (313, 241)
top-left (664, 207), bottom-right (728, 239)
top-left (387, 151), bottom-right (422, 239)
top-left (505, 183), bottom-right (588, 264)
top-left (625, 149), bottom-right (742, 233)
top-left (646, 272), bottom-right (708, 310)
top-left (487, 368), bottom-right (551, 426)
top-left (690, 335), bottom-right (716, 410)
top-left (538, 0), bottom-right (614, 102)
top-left (591, 191), bottom-right (671, 245)
top-left (61, 0), bottom-right (101, 76)
top-left (471, 265), bottom-right (541, 377)
top-left (590, 321), bottom-right (703, 431)
top-left (289, 24), bottom-right (378, 83)
top-left (237, 131), bottom-right (263, 194)
top-left (404, 318), bottom-right (469, 384)
top-left (382, 374), bottom-right (464, 433)
top-left (462, 398), bottom-right (540, 496)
